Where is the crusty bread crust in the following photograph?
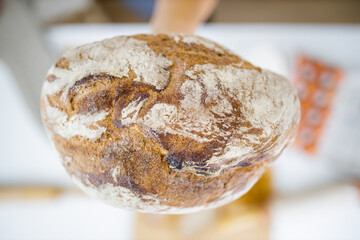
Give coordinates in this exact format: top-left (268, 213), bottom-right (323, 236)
top-left (41, 34), bottom-right (300, 213)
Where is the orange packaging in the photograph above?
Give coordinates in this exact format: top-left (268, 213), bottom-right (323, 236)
top-left (293, 55), bottom-right (343, 155)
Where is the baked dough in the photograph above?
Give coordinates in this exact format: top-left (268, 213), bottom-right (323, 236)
top-left (41, 34), bottom-right (300, 213)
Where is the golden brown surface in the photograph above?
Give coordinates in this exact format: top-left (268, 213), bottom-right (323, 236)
top-left (41, 34), bottom-right (299, 212)
top-left (52, 120), bottom-right (267, 208)
top-left (136, 171), bottom-right (271, 240)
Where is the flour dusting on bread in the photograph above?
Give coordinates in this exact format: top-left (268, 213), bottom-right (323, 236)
top-left (42, 36), bottom-right (173, 100)
top-left (44, 98), bottom-right (108, 139)
top-left (41, 33), bottom-right (300, 213)
top-left (181, 35), bottom-right (226, 54)
top-left (121, 96), bottom-right (147, 125)
top-left (72, 169), bottom-right (262, 214)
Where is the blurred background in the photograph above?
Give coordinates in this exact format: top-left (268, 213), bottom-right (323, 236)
top-left (0, 0), bottom-right (360, 239)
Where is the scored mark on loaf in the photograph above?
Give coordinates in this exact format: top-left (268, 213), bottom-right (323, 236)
top-left (43, 43), bottom-right (299, 174)
top-left (42, 36), bottom-right (173, 101)
top-left (40, 33), bottom-right (300, 213)
top-left (44, 98), bottom-right (109, 140)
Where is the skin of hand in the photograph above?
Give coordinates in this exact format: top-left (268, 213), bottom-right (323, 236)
top-left (151, 0), bottom-right (219, 34)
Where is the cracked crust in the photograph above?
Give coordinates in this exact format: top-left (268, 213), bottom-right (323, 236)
top-left (41, 34), bottom-right (300, 213)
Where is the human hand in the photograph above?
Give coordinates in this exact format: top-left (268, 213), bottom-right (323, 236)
top-left (151, 0), bottom-right (219, 34)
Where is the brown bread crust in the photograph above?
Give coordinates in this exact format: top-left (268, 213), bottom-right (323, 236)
top-left (41, 34), bottom-right (300, 213)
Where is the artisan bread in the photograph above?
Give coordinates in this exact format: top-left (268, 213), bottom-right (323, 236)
top-left (41, 34), bottom-right (300, 213)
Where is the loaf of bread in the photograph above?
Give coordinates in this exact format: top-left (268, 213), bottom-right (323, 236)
top-left (41, 34), bottom-right (300, 213)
